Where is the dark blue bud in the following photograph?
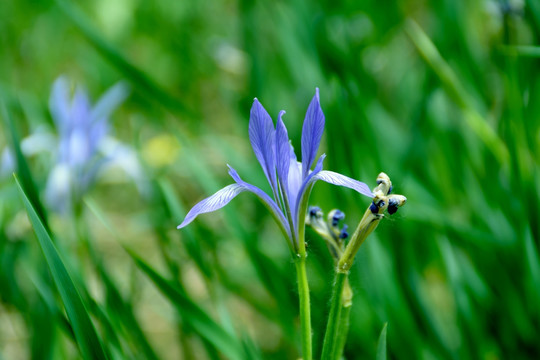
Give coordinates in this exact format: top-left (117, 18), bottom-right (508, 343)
top-left (332, 210), bottom-right (345, 226)
top-left (369, 201), bottom-right (378, 214)
top-left (388, 198), bottom-right (398, 215)
top-left (387, 185), bottom-right (393, 195)
top-left (309, 206), bottom-right (321, 217)
top-left (339, 225), bottom-right (349, 239)
top-left (376, 199), bottom-right (386, 208)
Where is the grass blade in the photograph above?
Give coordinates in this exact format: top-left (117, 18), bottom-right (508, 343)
top-left (404, 19), bottom-right (509, 165)
top-left (1, 102), bottom-right (50, 231)
top-left (100, 265), bottom-right (160, 360)
top-left (15, 176), bottom-right (109, 360)
top-left (125, 248), bottom-right (248, 360)
top-left (376, 322), bottom-right (388, 360)
top-left (499, 45), bottom-right (540, 58)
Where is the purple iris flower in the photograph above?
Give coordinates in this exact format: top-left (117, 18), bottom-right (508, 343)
top-left (49, 76), bottom-right (128, 172)
top-left (178, 89), bottom-right (373, 251)
top-left (45, 76), bottom-right (135, 212)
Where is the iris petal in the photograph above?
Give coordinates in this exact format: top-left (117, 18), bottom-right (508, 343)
top-left (70, 88), bottom-right (92, 128)
top-left (177, 184), bottom-right (246, 229)
top-left (295, 154), bottom-right (326, 215)
top-left (287, 155), bottom-right (303, 216)
top-left (49, 77), bottom-right (71, 134)
top-left (248, 99), bottom-right (277, 193)
top-left (313, 171), bottom-right (374, 198)
top-left (89, 82), bottom-right (129, 149)
top-left (301, 88), bottom-right (325, 179)
top-left (275, 111), bottom-right (290, 193)
top-left (228, 166), bottom-right (291, 239)
top-left (293, 156), bottom-right (373, 232)
top-left (90, 82), bottom-right (130, 125)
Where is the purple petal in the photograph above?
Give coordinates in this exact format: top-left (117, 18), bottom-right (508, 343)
top-left (177, 184), bottom-right (246, 229)
top-left (1, 147), bottom-right (15, 176)
top-left (45, 163), bottom-right (72, 214)
top-left (89, 82), bottom-right (129, 151)
top-left (312, 171), bottom-right (374, 198)
top-left (294, 154), bottom-right (326, 226)
top-left (275, 111), bottom-right (290, 193)
top-left (90, 82), bottom-right (129, 125)
top-left (249, 99), bottom-right (277, 193)
top-left (301, 88), bottom-right (325, 179)
top-left (68, 130), bottom-right (91, 167)
top-left (228, 165), bottom-right (291, 239)
top-left (287, 152), bottom-right (303, 215)
top-left (88, 118), bottom-right (108, 155)
top-left (49, 76), bottom-right (71, 134)
top-left (70, 87), bottom-right (92, 128)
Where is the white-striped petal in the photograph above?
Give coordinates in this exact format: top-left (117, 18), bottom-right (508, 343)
top-left (177, 184), bottom-right (246, 229)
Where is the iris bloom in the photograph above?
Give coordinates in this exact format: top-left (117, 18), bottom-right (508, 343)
top-left (45, 76), bottom-right (144, 212)
top-left (178, 89), bottom-right (373, 254)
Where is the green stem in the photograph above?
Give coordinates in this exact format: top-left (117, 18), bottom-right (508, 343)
top-left (334, 279), bottom-right (353, 360)
top-left (334, 304), bottom-right (351, 359)
top-left (295, 255), bottom-right (312, 360)
top-left (321, 271), bottom-right (347, 359)
top-left (338, 208), bottom-right (381, 273)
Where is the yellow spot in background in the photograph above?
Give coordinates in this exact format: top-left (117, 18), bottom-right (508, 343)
top-left (142, 134), bottom-right (181, 168)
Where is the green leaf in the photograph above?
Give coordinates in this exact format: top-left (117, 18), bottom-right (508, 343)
top-left (376, 322), bottom-right (388, 360)
top-left (499, 45), bottom-right (540, 58)
top-left (99, 264), bottom-right (160, 360)
top-left (404, 19), bottom-right (509, 166)
top-left (125, 248), bottom-right (248, 360)
top-left (15, 176), bottom-right (109, 360)
top-left (1, 101), bottom-right (50, 231)
top-left (156, 177), bottom-right (210, 278)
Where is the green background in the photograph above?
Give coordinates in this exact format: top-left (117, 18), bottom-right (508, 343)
top-left (1, 0), bottom-right (539, 359)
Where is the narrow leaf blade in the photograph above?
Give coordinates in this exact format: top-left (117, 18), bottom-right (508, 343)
top-left (376, 322), bottom-right (388, 360)
top-left (15, 176), bottom-right (108, 360)
top-left (126, 248), bottom-right (247, 360)
top-left (2, 102), bottom-right (50, 230)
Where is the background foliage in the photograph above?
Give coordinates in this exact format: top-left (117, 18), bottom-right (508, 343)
top-left (1, 0), bottom-right (539, 359)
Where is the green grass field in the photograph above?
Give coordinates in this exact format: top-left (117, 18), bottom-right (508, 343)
top-left (1, 0), bottom-right (539, 359)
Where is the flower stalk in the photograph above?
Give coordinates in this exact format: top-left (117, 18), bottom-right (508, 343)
top-left (321, 271), bottom-right (348, 360)
top-left (334, 280), bottom-right (353, 359)
top-left (295, 253), bottom-right (312, 360)
top-left (320, 172), bottom-right (406, 360)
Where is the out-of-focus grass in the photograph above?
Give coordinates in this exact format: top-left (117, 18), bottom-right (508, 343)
top-left (1, 0), bottom-right (539, 359)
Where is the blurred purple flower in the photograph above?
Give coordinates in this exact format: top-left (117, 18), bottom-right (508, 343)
top-left (178, 89), bottom-right (373, 251)
top-left (44, 76), bottom-right (144, 212)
